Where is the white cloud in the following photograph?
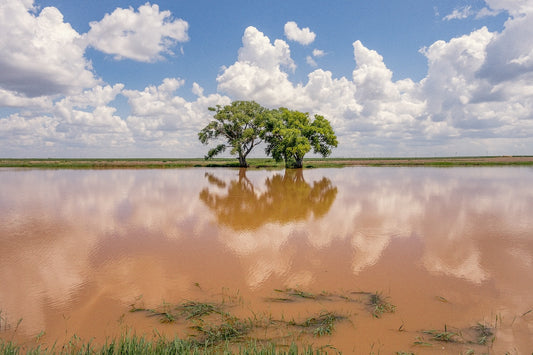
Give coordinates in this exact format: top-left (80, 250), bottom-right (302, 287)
top-left (0, 88), bottom-right (52, 109)
top-left (217, 26), bottom-right (298, 107)
top-left (483, 0), bottom-right (533, 16)
top-left (53, 84), bottom-right (127, 131)
top-left (420, 27), bottom-right (494, 121)
top-left (217, 27), bottom-right (424, 152)
top-left (443, 6), bottom-right (474, 20)
top-left (192, 82), bottom-right (204, 97)
top-left (2, 0), bottom-right (533, 158)
top-left (478, 7), bottom-right (533, 84)
top-left (84, 3), bottom-right (189, 62)
top-left (0, 84), bottom-right (133, 155)
top-left (312, 49), bottom-right (325, 57)
top-left (306, 55), bottom-right (317, 67)
top-left (238, 26), bottom-right (295, 71)
top-left (217, 19), bottom-right (533, 157)
top-left (419, 18), bottom-right (533, 143)
top-left (0, 0), bottom-right (98, 97)
top-left (124, 78), bottom-right (231, 151)
top-left (475, 7), bottom-right (501, 18)
top-left (284, 21), bottom-right (316, 45)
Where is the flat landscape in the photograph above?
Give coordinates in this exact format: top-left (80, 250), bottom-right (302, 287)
top-left (1, 156), bottom-right (533, 169)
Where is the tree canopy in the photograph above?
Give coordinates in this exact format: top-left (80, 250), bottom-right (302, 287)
top-left (264, 108), bottom-right (338, 168)
top-left (198, 100), bottom-right (268, 167)
top-left (198, 101), bottom-right (337, 168)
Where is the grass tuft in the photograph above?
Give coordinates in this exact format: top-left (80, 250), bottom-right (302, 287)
top-left (192, 315), bottom-right (252, 346)
top-left (422, 325), bottom-right (460, 343)
top-left (299, 312), bottom-right (345, 337)
top-left (472, 322), bottom-right (494, 345)
top-left (368, 292), bottom-right (396, 318)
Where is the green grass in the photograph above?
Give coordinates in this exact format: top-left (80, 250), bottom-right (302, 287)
top-left (129, 300), bottom-right (226, 325)
top-left (472, 322), bottom-right (494, 345)
top-left (422, 326), bottom-right (459, 343)
top-left (298, 312), bottom-right (346, 337)
top-left (0, 335), bottom-right (332, 354)
top-left (367, 292), bottom-right (396, 318)
top-left (191, 314), bottom-right (252, 345)
top-left (1, 156), bottom-right (532, 169)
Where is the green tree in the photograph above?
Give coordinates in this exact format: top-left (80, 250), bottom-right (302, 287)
top-left (198, 101), bottom-right (268, 167)
top-left (264, 108), bottom-right (338, 168)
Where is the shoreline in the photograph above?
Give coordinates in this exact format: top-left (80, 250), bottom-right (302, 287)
top-left (1, 156), bottom-right (533, 169)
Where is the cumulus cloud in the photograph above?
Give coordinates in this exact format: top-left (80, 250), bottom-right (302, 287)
top-left (0, 84), bottom-right (133, 155)
top-left (2, 0), bottom-right (533, 157)
top-left (0, 88), bottom-right (53, 109)
top-left (483, 0), bottom-right (533, 16)
top-left (0, 0), bottom-right (98, 97)
top-left (84, 2), bottom-right (189, 62)
top-left (216, 26), bottom-right (425, 150)
top-left (478, 6), bottom-right (533, 84)
top-left (284, 21), bottom-right (316, 45)
top-left (419, 5), bottom-right (533, 143)
top-left (217, 8), bottom-right (533, 156)
top-left (53, 84), bottom-right (128, 132)
top-left (217, 26), bottom-right (298, 107)
top-left (123, 78), bottom-right (230, 151)
top-left (420, 27), bottom-right (495, 123)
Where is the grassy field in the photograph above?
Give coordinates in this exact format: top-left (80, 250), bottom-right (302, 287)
top-left (1, 156), bottom-right (532, 169)
top-left (0, 336), bottom-right (325, 354)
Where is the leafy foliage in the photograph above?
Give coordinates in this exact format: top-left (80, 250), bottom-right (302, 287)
top-left (199, 102), bottom-right (338, 168)
top-left (264, 108), bottom-right (338, 168)
top-left (198, 101), bottom-right (268, 167)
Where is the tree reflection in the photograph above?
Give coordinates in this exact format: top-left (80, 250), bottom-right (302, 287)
top-left (199, 169), bottom-right (337, 230)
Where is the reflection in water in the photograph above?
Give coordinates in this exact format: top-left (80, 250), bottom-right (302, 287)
top-left (0, 167), bottom-right (532, 352)
top-left (200, 169), bottom-right (337, 230)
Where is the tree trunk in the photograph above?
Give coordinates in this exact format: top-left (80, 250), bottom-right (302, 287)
top-left (284, 155), bottom-right (303, 169)
top-left (238, 155), bottom-right (248, 168)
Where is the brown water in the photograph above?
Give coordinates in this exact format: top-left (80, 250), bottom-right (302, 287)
top-left (0, 167), bottom-right (532, 353)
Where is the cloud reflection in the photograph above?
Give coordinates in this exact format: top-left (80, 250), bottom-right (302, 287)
top-left (1, 167), bottom-right (532, 338)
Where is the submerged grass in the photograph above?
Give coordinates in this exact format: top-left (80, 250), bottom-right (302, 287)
top-left (422, 325), bottom-right (460, 343)
top-left (367, 292), bottom-right (396, 318)
top-left (130, 299), bottom-right (225, 325)
top-left (2, 288), bottom-right (503, 354)
top-left (298, 312), bottom-right (346, 337)
top-left (472, 322), bottom-right (494, 345)
top-left (416, 321), bottom-right (497, 347)
top-left (191, 314), bottom-right (252, 346)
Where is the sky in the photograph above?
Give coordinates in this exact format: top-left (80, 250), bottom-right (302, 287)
top-left (0, 0), bottom-right (532, 158)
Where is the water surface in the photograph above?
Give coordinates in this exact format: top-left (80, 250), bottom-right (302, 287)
top-left (0, 167), bottom-right (532, 353)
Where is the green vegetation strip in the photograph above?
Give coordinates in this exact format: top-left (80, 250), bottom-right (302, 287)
top-left (1, 156), bottom-right (532, 169)
top-left (0, 335), bottom-right (331, 355)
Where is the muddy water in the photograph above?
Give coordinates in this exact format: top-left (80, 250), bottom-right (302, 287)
top-left (0, 167), bottom-right (532, 353)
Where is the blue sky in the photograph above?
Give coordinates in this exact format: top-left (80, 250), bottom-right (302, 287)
top-left (1, 0), bottom-right (532, 158)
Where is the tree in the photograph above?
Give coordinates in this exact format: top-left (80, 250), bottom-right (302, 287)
top-left (264, 108), bottom-right (338, 168)
top-left (198, 101), bottom-right (268, 167)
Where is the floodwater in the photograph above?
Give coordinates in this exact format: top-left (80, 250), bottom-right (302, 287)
top-left (0, 167), bottom-right (532, 353)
